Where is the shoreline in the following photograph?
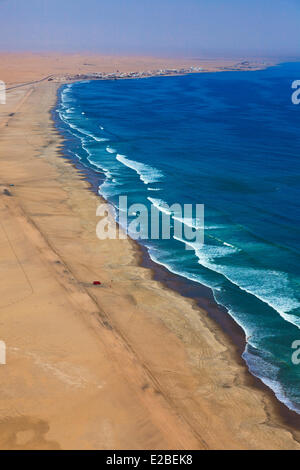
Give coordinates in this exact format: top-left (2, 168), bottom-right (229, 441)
top-left (0, 58), bottom-right (299, 448)
top-left (53, 83), bottom-right (300, 429)
top-left (0, 52), bottom-right (276, 85)
top-left (50, 61), bottom-right (272, 83)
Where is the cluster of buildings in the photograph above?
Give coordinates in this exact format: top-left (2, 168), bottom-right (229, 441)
top-left (55, 66), bottom-right (204, 82)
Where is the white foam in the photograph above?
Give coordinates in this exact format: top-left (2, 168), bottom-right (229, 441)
top-left (106, 146), bottom-right (117, 154)
top-left (193, 244), bottom-right (300, 328)
top-left (144, 243), bottom-right (216, 290)
top-left (158, 229), bottom-right (300, 328)
top-left (204, 225), bottom-right (227, 230)
top-left (60, 87), bottom-right (108, 143)
top-left (60, 112), bottom-right (109, 143)
top-left (74, 152), bottom-right (82, 161)
top-left (117, 155), bottom-right (164, 185)
top-left (73, 124), bottom-right (108, 142)
top-left (243, 345), bottom-right (300, 414)
top-left (173, 216), bottom-right (204, 230)
top-left (147, 199), bottom-right (203, 234)
top-left (173, 235), bottom-right (203, 251)
top-left (147, 197), bottom-right (172, 215)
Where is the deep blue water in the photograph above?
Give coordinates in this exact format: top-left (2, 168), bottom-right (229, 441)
top-left (56, 62), bottom-right (300, 413)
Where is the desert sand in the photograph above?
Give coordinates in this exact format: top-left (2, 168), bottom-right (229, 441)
top-left (0, 52), bottom-right (272, 85)
top-left (0, 54), bottom-right (299, 450)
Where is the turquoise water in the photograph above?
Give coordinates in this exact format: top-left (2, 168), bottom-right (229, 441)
top-left (55, 62), bottom-right (300, 413)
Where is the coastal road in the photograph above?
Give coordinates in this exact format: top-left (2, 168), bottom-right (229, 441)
top-left (6, 75), bottom-right (55, 92)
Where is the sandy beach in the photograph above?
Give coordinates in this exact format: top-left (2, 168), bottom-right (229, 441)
top-left (0, 54), bottom-right (299, 450)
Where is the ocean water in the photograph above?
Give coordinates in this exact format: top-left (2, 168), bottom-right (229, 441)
top-left (55, 63), bottom-right (300, 413)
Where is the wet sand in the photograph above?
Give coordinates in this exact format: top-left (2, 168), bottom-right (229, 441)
top-left (0, 54), bottom-right (299, 450)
